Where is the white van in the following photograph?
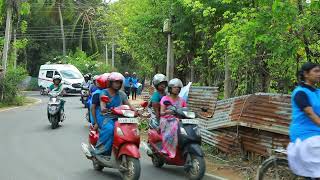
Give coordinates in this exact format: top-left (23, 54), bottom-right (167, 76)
top-left (38, 64), bottom-right (84, 93)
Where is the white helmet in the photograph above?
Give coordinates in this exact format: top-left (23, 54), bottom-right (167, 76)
top-left (168, 78), bottom-right (183, 88)
top-left (53, 75), bottom-right (62, 81)
top-left (152, 74), bottom-right (168, 88)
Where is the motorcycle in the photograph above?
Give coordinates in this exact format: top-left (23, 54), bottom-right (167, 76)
top-left (47, 91), bottom-right (65, 129)
top-left (144, 100), bottom-right (206, 180)
top-left (80, 86), bottom-right (90, 108)
top-left (81, 96), bottom-right (141, 180)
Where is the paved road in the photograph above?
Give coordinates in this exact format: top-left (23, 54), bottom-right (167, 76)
top-left (0, 92), bottom-right (217, 180)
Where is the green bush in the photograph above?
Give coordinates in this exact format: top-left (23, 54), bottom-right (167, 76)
top-left (0, 66), bottom-right (28, 104)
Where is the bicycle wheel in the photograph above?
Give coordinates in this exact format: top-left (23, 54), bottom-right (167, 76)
top-left (257, 157), bottom-right (304, 180)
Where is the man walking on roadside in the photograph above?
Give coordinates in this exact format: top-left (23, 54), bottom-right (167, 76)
top-left (124, 72), bottom-right (131, 98)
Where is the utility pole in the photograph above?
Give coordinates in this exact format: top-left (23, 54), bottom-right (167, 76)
top-left (58, 3), bottom-right (66, 56)
top-left (164, 17), bottom-right (174, 80)
top-left (105, 43), bottom-right (108, 65)
top-left (13, 28), bottom-right (17, 69)
top-left (112, 37), bottom-right (115, 68)
top-left (224, 53), bottom-right (231, 98)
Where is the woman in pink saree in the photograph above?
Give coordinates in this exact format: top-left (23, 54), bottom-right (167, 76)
top-left (160, 78), bottom-right (187, 158)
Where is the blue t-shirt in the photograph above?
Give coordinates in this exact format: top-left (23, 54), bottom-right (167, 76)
top-left (151, 91), bottom-right (164, 103)
top-left (290, 84), bottom-right (320, 142)
top-left (124, 77), bottom-right (131, 88)
top-left (131, 77), bottom-right (139, 88)
top-left (92, 93), bottom-right (100, 106)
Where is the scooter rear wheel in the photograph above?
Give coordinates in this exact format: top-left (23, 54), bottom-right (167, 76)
top-left (151, 155), bottom-right (164, 168)
top-left (92, 159), bottom-right (104, 171)
top-left (186, 155), bottom-right (206, 180)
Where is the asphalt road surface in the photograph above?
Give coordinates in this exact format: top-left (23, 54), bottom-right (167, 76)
top-left (0, 92), bottom-right (218, 180)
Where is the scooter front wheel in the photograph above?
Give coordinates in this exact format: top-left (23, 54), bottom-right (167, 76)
top-left (186, 155), bottom-right (206, 180)
top-left (121, 157), bottom-right (141, 180)
top-left (50, 116), bottom-right (59, 129)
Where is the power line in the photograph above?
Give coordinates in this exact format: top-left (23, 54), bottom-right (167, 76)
top-left (0, 27), bottom-right (105, 33)
top-left (21, 36), bottom-right (104, 41)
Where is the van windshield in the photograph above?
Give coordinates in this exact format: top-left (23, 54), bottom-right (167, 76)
top-left (60, 70), bottom-right (82, 79)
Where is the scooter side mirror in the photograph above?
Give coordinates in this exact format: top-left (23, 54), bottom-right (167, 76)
top-left (141, 101), bottom-right (148, 108)
top-left (101, 95), bottom-right (110, 103)
top-left (163, 100), bottom-right (172, 106)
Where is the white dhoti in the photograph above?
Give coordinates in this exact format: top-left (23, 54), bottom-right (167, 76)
top-left (287, 136), bottom-right (320, 178)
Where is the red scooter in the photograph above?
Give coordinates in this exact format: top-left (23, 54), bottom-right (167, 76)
top-left (81, 96), bottom-right (141, 180)
top-left (144, 100), bottom-right (206, 180)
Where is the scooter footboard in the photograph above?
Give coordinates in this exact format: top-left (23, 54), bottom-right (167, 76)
top-left (118, 143), bottom-right (140, 159)
top-left (183, 143), bottom-right (204, 157)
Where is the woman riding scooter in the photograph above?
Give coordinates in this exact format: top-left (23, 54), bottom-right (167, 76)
top-left (159, 78), bottom-right (187, 158)
top-left (93, 72), bottom-right (137, 157)
top-left (90, 74), bottom-right (110, 129)
top-left (48, 75), bottom-right (65, 110)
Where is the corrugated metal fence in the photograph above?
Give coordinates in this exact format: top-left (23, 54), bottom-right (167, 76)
top-left (198, 92), bottom-right (291, 157)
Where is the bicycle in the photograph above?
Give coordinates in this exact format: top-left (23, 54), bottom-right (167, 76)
top-left (256, 148), bottom-right (307, 180)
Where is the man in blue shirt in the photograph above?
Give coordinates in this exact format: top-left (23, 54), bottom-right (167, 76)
top-left (131, 72), bottom-right (139, 100)
top-left (124, 72), bottom-right (131, 98)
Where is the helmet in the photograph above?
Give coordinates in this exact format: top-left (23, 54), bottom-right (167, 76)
top-left (168, 78), bottom-right (183, 88)
top-left (108, 72), bottom-right (124, 90)
top-left (96, 73), bottom-right (110, 89)
top-left (84, 74), bottom-right (90, 81)
top-left (124, 72), bottom-right (129, 75)
top-left (168, 78), bottom-right (183, 93)
top-left (53, 75), bottom-right (62, 81)
top-left (87, 73), bottom-right (92, 79)
top-left (132, 72), bottom-right (136, 76)
top-left (152, 74), bottom-right (168, 88)
top-left (108, 72), bottom-right (124, 82)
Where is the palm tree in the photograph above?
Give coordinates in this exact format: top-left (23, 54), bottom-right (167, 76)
top-left (42, 0), bottom-right (69, 56)
top-left (71, 1), bottom-right (99, 53)
top-left (2, 0), bottom-right (20, 75)
top-left (1, 0), bottom-right (21, 100)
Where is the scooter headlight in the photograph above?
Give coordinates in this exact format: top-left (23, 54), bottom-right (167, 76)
top-left (180, 127), bottom-right (188, 136)
top-left (50, 106), bottom-right (57, 111)
top-left (122, 110), bottom-right (135, 118)
top-left (116, 127), bottom-right (124, 136)
top-left (183, 111), bottom-right (196, 118)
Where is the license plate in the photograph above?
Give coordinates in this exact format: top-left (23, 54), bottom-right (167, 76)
top-left (181, 119), bottom-right (199, 125)
top-left (118, 118), bottom-right (139, 124)
top-left (76, 88), bottom-right (81, 91)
